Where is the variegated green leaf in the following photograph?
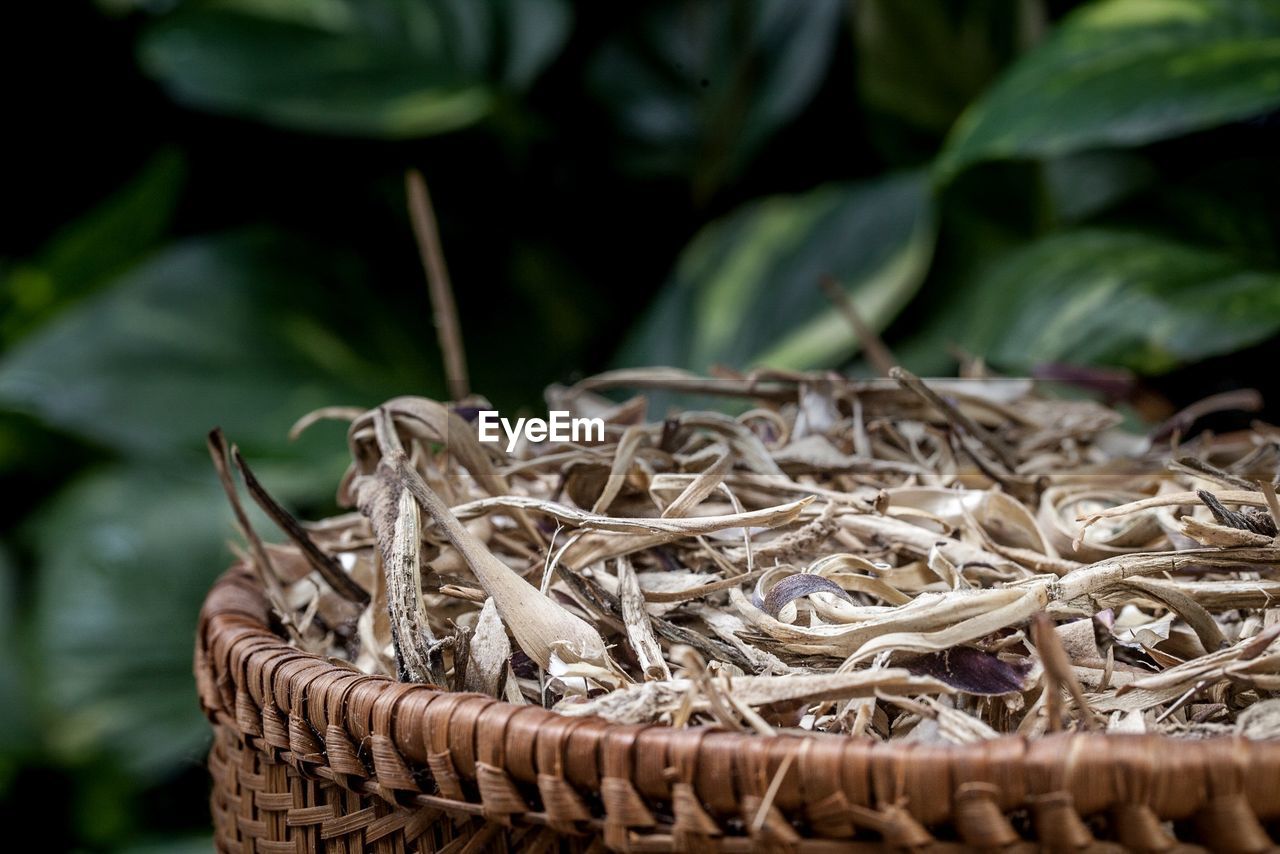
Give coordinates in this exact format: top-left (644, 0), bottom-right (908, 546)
top-left (139, 0), bottom-right (569, 137)
top-left (962, 229), bottom-right (1280, 374)
top-left (0, 232), bottom-right (421, 458)
top-left (937, 0), bottom-right (1280, 181)
top-left (619, 171), bottom-right (934, 372)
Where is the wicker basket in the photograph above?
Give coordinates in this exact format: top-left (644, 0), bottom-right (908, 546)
top-left (199, 565), bottom-right (1280, 852)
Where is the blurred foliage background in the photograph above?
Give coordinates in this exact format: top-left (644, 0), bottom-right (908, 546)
top-left (4, 0), bottom-right (1280, 848)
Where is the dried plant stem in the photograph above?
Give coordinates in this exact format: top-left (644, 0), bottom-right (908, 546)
top-left (819, 275), bottom-right (896, 377)
top-left (1148, 388), bottom-right (1262, 442)
top-left (442, 492), bottom-right (813, 536)
top-left (206, 430), bottom-right (293, 629)
top-left (642, 569), bottom-right (766, 604)
top-left (557, 669), bottom-right (950, 724)
top-left (889, 366), bottom-right (1018, 472)
top-left (617, 556), bottom-right (671, 681)
top-left (1169, 456), bottom-right (1256, 491)
top-left (1052, 547), bottom-right (1280, 602)
top-left (391, 452), bottom-right (613, 672)
top-left (406, 169), bottom-right (469, 400)
top-left (1197, 489), bottom-right (1277, 536)
top-left (232, 447), bottom-right (369, 605)
top-left (463, 599), bottom-right (512, 696)
top-left (1032, 613), bottom-right (1099, 730)
top-left (387, 487), bottom-right (441, 683)
top-left (1120, 576), bottom-right (1225, 652)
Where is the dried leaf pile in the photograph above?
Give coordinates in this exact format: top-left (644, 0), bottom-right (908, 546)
top-left (210, 366), bottom-right (1280, 745)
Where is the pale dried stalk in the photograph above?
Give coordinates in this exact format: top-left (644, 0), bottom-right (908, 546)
top-left (819, 275), bottom-right (897, 377)
top-left (1032, 612), bottom-right (1099, 730)
top-left (1119, 576), bottom-right (1225, 651)
top-left (1102, 579), bottom-right (1280, 611)
top-left (845, 589), bottom-right (1047, 664)
top-left (206, 430), bottom-right (294, 633)
top-left (232, 447), bottom-right (369, 605)
top-left (386, 488), bottom-right (440, 683)
top-left (617, 556), bottom-right (671, 681)
top-left (890, 366), bottom-right (1018, 472)
top-left (1051, 547), bottom-right (1280, 602)
top-left (556, 669), bottom-right (951, 724)
top-left (391, 452), bottom-right (613, 673)
top-left (463, 598), bottom-right (512, 697)
top-left (1076, 489), bottom-right (1268, 534)
top-left (660, 451), bottom-right (733, 518)
top-left (1179, 515), bottom-right (1272, 548)
top-left (592, 424), bottom-right (650, 514)
top-left (440, 493), bottom-right (813, 535)
top-left (406, 169), bottom-right (469, 400)
top-left (838, 511), bottom-right (1017, 573)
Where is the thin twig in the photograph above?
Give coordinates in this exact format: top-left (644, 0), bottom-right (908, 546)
top-left (1197, 489), bottom-right (1277, 536)
top-left (1032, 613), bottom-right (1099, 731)
top-left (206, 429), bottom-right (295, 635)
top-left (406, 169), bottom-right (469, 400)
top-left (819, 275), bottom-right (897, 377)
top-left (1148, 389), bottom-right (1263, 444)
top-left (233, 447), bottom-right (370, 605)
top-left (1170, 456), bottom-right (1257, 491)
top-left (890, 366), bottom-right (1019, 472)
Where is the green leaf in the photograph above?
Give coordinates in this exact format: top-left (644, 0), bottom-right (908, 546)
top-left (619, 171), bottom-right (935, 372)
top-left (27, 462), bottom-right (338, 781)
top-left (1, 151), bottom-right (184, 346)
top-left (936, 0), bottom-right (1280, 181)
top-left (138, 0), bottom-right (570, 137)
top-left (590, 0), bottom-right (842, 198)
top-left (0, 231), bottom-right (424, 458)
top-left (961, 229), bottom-right (1280, 374)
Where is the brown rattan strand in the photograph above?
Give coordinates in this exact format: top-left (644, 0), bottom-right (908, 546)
top-left (199, 566), bottom-right (1280, 852)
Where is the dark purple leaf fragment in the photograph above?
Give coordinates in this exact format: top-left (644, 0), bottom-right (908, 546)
top-left (903, 646), bottom-right (1031, 695)
top-left (510, 650), bottom-right (539, 679)
top-left (755, 574), bottom-right (856, 618)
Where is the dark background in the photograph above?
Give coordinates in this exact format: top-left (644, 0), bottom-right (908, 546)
top-left (4, 0), bottom-right (1280, 849)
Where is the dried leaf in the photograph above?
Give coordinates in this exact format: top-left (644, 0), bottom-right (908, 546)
top-left (902, 646), bottom-right (1032, 696)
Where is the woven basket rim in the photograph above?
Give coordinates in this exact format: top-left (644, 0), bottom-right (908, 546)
top-left (198, 563), bottom-right (1280, 847)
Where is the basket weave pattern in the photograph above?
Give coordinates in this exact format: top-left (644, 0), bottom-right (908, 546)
top-left (199, 566), bottom-right (1280, 851)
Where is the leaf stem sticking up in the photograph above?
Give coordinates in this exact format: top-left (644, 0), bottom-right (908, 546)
top-left (406, 168), bottom-right (469, 401)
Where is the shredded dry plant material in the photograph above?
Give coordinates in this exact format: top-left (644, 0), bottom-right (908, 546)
top-left (211, 366), bottom-right (1280, 744)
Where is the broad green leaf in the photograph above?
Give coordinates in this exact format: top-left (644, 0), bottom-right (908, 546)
top-left (1, 151), bottom-right (183, 346)
top-left (961, 229), bottom-right (1280, 374)
top-left (936, 0), bottom-right (1280, 181)
top-left (590, 0), bottom-right (842, 198)
top-left (28, 462), bottom-right (341, 781)
top-left (619, 171), bottom-right (935, 372)
top-left (138, 0), bottom-right (569, 137)
top-left (0, 231), bottom-right (425, 458)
